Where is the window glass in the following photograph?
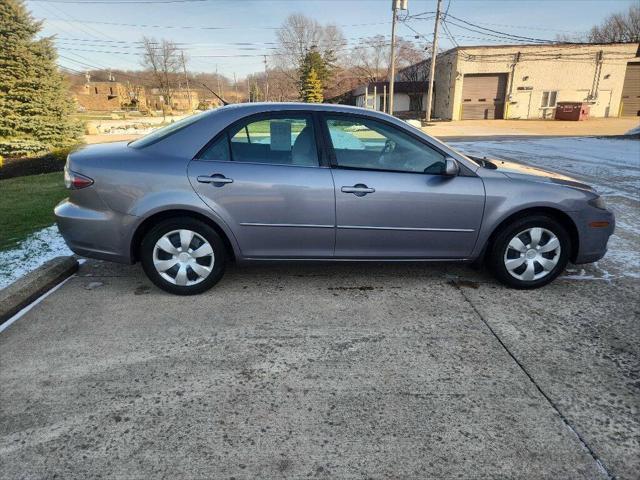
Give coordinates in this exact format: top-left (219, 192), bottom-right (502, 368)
top-left (129, 110), bottom-right (210, 149)
top-left (199, 134), bottom-right (230, 161)
top-left (541, 91), bottom-right (558, 108)
top-left (228, 116), bottom-right (318, 166)
top-left (325, 116), bottom-right (446, 174)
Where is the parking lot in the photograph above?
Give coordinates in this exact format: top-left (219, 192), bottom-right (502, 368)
top-left (1, 137), bottom-right (639, 479)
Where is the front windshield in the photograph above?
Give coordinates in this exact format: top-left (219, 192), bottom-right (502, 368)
top-left (129, 110), bottom-right (211, 149)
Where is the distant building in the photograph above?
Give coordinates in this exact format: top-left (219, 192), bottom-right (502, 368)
top-left (73, 80), bottom-right (146, 112)
top-left (396, 42), bottom-right (639, 120)
top-left (351, 81), bottom-right (427, 119)
top-left (147, 88), bottom-right (199, 112)
top-left (340, 43), bottom-right (639, 120)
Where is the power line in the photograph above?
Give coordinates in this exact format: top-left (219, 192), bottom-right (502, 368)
top-left (37, 17), bottom-right (391, 31)
top-left (444, 14), bottom-right (557, 44)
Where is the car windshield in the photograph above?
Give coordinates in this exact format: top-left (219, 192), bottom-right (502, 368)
top-left (129, 111), bottom-right (211, 149)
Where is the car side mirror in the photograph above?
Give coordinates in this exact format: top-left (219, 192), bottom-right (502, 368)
top-left (444, 157), bottom-right (460, 176)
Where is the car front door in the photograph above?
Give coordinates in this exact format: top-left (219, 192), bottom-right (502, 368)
top-left (188, 113), bottom-right (335, 258)
top-left (322, 114), bottom-right (485, 259)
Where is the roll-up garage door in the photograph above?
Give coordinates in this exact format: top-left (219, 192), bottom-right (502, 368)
top-left (621, 63), bottom-right (640, 117)
top-left (461, 74), bottom-right (507, 120)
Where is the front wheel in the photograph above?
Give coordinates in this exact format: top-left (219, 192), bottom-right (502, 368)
top-left (489, 215), bottom-right (570, 289)
top-left (140, 218), bottom-right (227, 295)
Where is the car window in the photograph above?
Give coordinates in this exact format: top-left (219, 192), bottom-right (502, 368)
top-left (199, 134), bottom-right (230, 161)
top-left (227, 116), bottom-right (318, 166)
top-left (129, 110), bottom-right (210, 149)
top-left (324, 116), bottom-right (446, 174)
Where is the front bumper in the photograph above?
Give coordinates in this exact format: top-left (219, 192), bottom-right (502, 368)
top-left (55, 199), bottom-right (135, 264)
top-left (568, 207), bottom-right (615, 264)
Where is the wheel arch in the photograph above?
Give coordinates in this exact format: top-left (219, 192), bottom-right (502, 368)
top-left (483, 207), bottom-right (579, 263)
top-left (130, 209), bottom-right (237, 263)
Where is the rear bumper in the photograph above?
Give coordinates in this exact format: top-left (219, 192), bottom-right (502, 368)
top-left (55, 199), bottom-right (135, 264)
top-left (568, 207), bottom-right (615, 264)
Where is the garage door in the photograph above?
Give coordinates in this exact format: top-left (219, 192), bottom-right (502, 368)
top-left (461, 74), bottom-right (507, 120)
top-left (621, 63), bottom-right (640, 117)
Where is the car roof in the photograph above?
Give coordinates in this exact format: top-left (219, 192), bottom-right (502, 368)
top-left (210, 101), bottom-right (392, 118)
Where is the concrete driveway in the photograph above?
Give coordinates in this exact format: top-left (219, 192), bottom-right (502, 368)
top-left (1, 260), bottom-right (638, 479)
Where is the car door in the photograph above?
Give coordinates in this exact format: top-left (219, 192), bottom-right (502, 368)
top-left (321, 114), bottom-right (485, 259)
top-left (188, 112), bottom-right (335, 258)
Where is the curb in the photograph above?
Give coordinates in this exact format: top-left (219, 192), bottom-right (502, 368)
top-left (0, 256), bottom-right (79, 325)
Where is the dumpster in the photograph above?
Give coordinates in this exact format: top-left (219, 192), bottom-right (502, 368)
top-left (555, 102), bottom-right (590, 121)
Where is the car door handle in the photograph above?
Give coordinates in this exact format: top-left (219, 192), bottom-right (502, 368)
top-left (341, 184), bottom-right (375, 196)
top-left (197, 174), bottom-right (234, 185)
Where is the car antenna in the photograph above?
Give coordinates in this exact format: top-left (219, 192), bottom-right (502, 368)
top-left (201, 83), bottom-right (229, 106)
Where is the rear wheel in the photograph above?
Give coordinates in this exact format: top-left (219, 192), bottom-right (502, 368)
top-left (140, 218), bottom-right (226, 295)
top-left (489, 215), bottom-right (570, 289)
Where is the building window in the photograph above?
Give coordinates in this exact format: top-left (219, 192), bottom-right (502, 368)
top-left (541, 91), bottom-right (558, 108)
top-left (109, 87), bottom-right (114, 95)
top-left (378, 94), bottom-right (388, 112)
top-left (94, 87), bottom-right (98, 94)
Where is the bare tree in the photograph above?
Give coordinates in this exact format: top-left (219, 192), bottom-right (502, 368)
top-left (588, 5), bottom-right (639, 43)
top-left (140, 37), bottom-right (182, 108)
top-left (349, 35), bottom-right (389, 83)
top-left (265, 69), bottom-right (299, 102)
top-left (559, 5), bottom-right (640, 43)
top-left (274, 13), bottom-right (346, 91)
top-left (350, 36), bottom-right (426, 83)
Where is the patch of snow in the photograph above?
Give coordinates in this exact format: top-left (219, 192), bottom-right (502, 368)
top-left (452, 137), bottom-right (640, 201)
top-left (452, 137), bottom-right (640, 279)
top-left (625, 124), bottom-right (640, 136)
top-left (0, 225), bottom-right (72, 290)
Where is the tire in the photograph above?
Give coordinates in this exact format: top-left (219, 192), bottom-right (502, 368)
top-left (140, 218), bottom-right (227, 295)
top-left (488, 215), bottom-right (570, 289)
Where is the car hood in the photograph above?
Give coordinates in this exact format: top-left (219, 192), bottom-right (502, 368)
top-left (477, 156), bottom-right (595, 192)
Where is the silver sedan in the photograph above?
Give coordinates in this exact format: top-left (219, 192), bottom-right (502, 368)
top-left (55, 103), bottom-right (614, 294)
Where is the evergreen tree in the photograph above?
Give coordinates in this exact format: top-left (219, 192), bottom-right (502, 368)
top-left (298, 48), bottom-right (330, 100)
top-left (0, 0), bottom-right (82, 156)
top-left (301, 68), bottom-right (323, 103)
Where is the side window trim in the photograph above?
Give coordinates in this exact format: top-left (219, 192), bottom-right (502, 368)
top-left (319, 112), bottom-right (450, 175)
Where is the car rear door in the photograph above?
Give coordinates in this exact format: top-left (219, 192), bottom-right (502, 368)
top-left (188, 112), bottom-right (335, 258)
top-left (321, 113), bottom-right (485, 259)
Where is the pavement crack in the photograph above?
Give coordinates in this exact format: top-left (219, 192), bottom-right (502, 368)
top-left (453, 283), bottom-right (615, 480)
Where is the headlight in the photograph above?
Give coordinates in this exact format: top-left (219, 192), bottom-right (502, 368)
top-left (588, 196), bottom-right (607, 210)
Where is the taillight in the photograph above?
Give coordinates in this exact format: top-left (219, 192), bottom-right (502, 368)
top-left (64, 166), bottom-right (94, 190)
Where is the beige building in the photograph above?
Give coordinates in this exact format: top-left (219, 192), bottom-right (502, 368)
top-left (398, 43), bottom-right (639, 120)
top-left (74, 81), bottom-right (147, 112)
top-left (147, 88), bottom-right (199, 112)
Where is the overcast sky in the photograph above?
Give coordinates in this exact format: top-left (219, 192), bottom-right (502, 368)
top-left (25, 0), bottom-right (636, 79)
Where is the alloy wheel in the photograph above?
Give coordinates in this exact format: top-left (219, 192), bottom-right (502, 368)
top-left (503, 227), bottom-right (561, 281)
top-left (152, 229), bottom-right (215, 286)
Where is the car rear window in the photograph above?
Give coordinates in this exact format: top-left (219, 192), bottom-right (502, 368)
top-left (129, 111), bottom-right (210, 149)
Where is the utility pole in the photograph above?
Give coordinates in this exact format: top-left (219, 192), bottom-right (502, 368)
top-left (234, 72), bottom-right (238, 103)
top-left (388, 0), bottom-right (408, 116)
top-left (215, 65), bottom-right (222, 105)
top-left (425, 0), bottom-right (442, 123)
top-left (180, 50), bottom-right (192, 112)
top-left (263, 55), bottom-right (269, 102)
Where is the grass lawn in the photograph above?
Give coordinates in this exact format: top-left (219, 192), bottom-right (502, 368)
top-left (0, 172), bottom-right (67, 250)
